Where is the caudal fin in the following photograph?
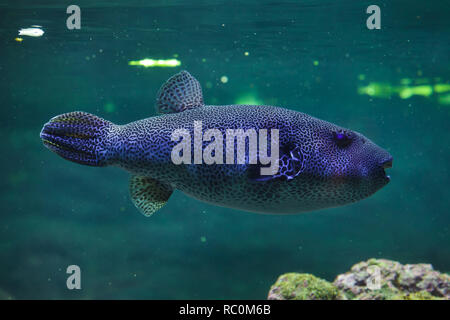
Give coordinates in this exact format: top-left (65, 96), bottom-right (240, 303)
top-left (40, 111), bottom-right (114, 166)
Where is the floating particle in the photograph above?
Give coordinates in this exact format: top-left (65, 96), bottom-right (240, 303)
top-left (358, 80), bottom-right (450, 105)
top-left (220, 76), bottom-right (228, 83)
top-left (128, 58), bottom-right (181, 68)
top-left (313, 60), bottom-right (319, 66)
top-left (14, 37), bottom-right (23, 42)
top-left (438, 94), bottom-right (450, 105)
top-left (434, 84), bottom-right (450, 93)
top-left (104, 102), bottom-right (116, 113)
top-left (400, 78), bottom-right (412, 85)
top-left (244, 51), bottom-right (249, 56)
top-left (18, 27), bottom-right (44, 37)
top-left (200, 236), bottom-right (207, 243)
top-left (414, 78), bottom-right (429, 85)
top-left (358, 82), bottom-right (395, 98)
top-left (235, 93), bottom-right (263, 105)
top-left (399, 85), bottom-right (432, 99)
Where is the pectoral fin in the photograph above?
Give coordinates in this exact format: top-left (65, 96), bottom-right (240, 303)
top-left (129, 175), bottom-right (173, 216)
top-left (248, 144), bottom-right (306, 182)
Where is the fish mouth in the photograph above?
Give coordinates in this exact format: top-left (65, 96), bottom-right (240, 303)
top-left (40, 123), bottom-right (65, 151)
top-left (40, 123), bottom-right (59, 149)
top-left (380, 157), bottom-right (393, 182)
top-left (40, 122), bottom-right (91, 155)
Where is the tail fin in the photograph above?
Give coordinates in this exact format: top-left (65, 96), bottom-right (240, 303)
top-left (40, 111), bottom-right (114, 167)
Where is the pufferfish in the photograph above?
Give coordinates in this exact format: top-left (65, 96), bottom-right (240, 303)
top-left (40, 71), bottom-right (392, 216)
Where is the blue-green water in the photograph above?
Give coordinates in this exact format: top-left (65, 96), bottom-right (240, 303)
top-left (0, 0), bottom-right (449, 299)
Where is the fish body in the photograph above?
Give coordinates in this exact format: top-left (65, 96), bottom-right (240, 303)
top-left (40, 71), bottom-right (392, 216)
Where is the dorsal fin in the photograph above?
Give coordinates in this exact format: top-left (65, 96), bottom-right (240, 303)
top-left (155, 70), bottom-right (204, 114)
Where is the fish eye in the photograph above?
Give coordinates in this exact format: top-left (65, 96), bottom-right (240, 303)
top-left (333, 129), bottom-right (353, 148)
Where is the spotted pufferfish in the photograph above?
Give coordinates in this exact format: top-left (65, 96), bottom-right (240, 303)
top-left (40, 71), bottom-right (393, 216)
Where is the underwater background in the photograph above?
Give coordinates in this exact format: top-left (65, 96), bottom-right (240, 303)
top-left (0, 0), bottom-right (449, 299)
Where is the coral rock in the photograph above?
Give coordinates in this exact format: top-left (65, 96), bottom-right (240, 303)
top-left (268, 259), bottom-right (449, 300)
top-left (268, 273), bottom-right (340, 300)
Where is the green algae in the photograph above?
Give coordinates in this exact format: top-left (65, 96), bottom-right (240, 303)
top-left (269, 273), bottom-right (339, 300)
top-left (392, 291), bottom-right (443, 300)
top-left (357, 78), bottom-right (450, 104)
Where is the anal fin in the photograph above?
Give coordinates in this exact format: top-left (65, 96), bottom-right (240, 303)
top-left (129, 175), bottom-right (173, 217)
